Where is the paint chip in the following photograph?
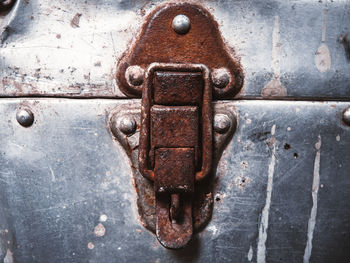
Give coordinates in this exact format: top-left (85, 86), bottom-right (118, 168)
top-left (88, 242), bottom-right (94, 249)
top-left (94, 223), bottom-right (106, 237)
top-left (4, 249), bottom-right (13, 263)
top-left (303, 135), bottom-right (322, 263)
top-left (257, 124), bottom-right (277, 263)
top-left (99, 214), bottom-right (108, 222)
top-left (247, 246), bottom-right (253, 261)
top-left (71, 13), bottom-right (82, 28)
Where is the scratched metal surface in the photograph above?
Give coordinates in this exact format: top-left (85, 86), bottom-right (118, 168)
top-left (0, 0), bottom-right (350, 99)
top-left (0, 99), bottom-right (349, 262)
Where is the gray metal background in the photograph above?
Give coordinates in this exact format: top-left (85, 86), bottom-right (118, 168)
top-left (0, 99), bottom-right (349, 262)
top-left (0, 0), bottom-right (350, 263)
top-left (0, 0), bottom-right (349, 99)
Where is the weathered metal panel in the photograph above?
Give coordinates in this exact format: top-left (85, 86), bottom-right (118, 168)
top-left (0, 99), bottom-right (349, 262)
top-left (0, 0), bottom-right (350, 99)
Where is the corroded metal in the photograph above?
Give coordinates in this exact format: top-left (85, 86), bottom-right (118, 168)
top-left (115, 2), bottom-right (244, 249)
top-left (109, 101), bottom-right (237, 248)
top-left (138, 63), bottom-right (212, 249)
top-left (116, 2), bottom-right (243, 99)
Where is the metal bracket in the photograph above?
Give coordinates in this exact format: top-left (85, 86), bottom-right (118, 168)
top-left (112, 2), bottom-right (243, 249)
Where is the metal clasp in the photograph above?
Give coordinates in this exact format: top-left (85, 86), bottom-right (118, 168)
top-left (138, 63), bottom-right (212, 248)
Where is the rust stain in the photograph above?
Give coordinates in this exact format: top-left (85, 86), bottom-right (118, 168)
top-left (94, 223), bottom-right (106, 237)
top-left (71, 13), bottom-right (82, 28)
top-left (339, 33), bottom-right (350, 62)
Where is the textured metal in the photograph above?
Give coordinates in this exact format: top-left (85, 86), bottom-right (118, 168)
top-left (213, 113), bottom-right (231, 134)
top-left (1, 0), bottom-right (350, 99)
top-left (125, 65), bottom-right (144, 87)
top-left (138, 63), bottom-right (213, 249)
top-left (109, 99), bottom-right (236, 249)
top-left (211, 68), bottom-right (231, 89)
top-left (0, 99), bottom-right (349, 262)
top-left (116, 2), bottom-right (243, 98)
top-left (0, 0), bottom-right (350, 261)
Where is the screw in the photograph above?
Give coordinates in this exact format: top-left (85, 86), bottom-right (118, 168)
top-left (213, 114), bottom-right (231, 134)
top-left (211, 68), bottom-right (231, 89)
top-left (16, 108), bottom-right (34, 127)
top-left (125, 65), bottom-right (144, 86)
top-left (117, 116), bottom-right (137, 135)
top-left (343, 107), bottom-right (350, 126)
top-left (172, 14), bottom-right (190, 35)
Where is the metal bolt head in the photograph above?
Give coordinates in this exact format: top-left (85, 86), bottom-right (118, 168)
top-left (125, 65), bottom-right (144, 86)
top-left (172, 14), bottom-right (191, 35)
top-left (117, 116), bottom-right (137, 135)
top-left (343, 107), bottom-right (350, 126)
top-left (211, 68), bottom-right (231, 89)
top-left (214, 114), bottom-right (231, 134)
top-left (16, 108), bottom-right (34, 127)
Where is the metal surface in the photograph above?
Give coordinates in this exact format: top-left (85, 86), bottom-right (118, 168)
top-left (16, 107), bottom-right (34, 127)
top-left (115, 3), bottom-right (244, 247)
top-left (116, 2), bottom-right (243, 98)
top-left (138, 63), bottom-right (212, 249)
top-left (125, 65), bottom-right (144, 87)
top-left (172, 14), bottom-right (190, 35)
top-left (1, 0), bottom-right (350, 261)
top-left (0, 99), bottom-right (350, 262)
top-left (213, 113), bottom-right (231, 134)
top-left (342, 107), bottom-right (350, 126)
top-left (1, 0), bottom-right (350, 99)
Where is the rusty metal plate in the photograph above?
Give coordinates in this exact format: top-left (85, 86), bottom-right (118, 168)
top-left (153, 71), bottom-right (203, 105)
top-left (154, 148), bottom-right (195, 193)
top-left (151, 105), bottom-right (198, 148)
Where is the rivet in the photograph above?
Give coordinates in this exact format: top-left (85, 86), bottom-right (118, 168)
top-left (16, 108), bottom-right (34, 127)
top-left (211, 68), bottom-right (231, 89)
top-left (125, 65), bottom-right (144, 86)
top-left (172, 14), bottom-right (191, 35)
top-left (214, 114), bottom-right (231, 134)
top-left (343, 107), bottom-right (350, 126)
top-left (117, 116), bottom-right (137, 136)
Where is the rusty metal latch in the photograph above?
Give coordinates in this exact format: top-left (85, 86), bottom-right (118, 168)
top-left (138, 63), bottom-right (212, 248)
top-left (113, 2), bottom-right (244, 249)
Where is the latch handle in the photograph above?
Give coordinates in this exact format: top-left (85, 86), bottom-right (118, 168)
top-left (138, 63), bottom-right (212, 248)
top-left (139, 63), bottom-right (212, 182)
